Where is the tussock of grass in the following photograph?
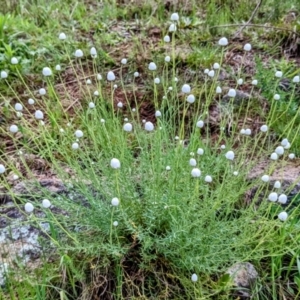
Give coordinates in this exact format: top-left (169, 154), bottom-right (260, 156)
top-left (0, 1), bottom-right (300, 299)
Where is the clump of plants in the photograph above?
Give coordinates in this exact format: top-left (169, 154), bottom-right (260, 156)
top-left (0, 10), bottom-right (300, 300)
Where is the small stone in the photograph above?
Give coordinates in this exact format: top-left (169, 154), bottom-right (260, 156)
top-left (226, 262), bottom-right (258, 289)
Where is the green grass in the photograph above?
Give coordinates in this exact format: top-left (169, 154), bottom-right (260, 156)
top-left (1, 0), bottom-right (300, 299)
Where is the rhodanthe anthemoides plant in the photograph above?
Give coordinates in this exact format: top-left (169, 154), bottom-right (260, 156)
top-left (0, 9), bottom-right (300, 300)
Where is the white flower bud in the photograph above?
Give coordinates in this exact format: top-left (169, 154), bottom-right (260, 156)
top-left (121, 58), bottom-right (127, 65)
top-left (14, 103), bottom-right (23, 111)
top-left (261, 175), bottom-right (270, 182)
top-left (111, 197), bottom-right (120, 206)
top-left (75, 130), bottom-right (83, 138)
top-left (260, 125), bottom-right (268, 132)
top-left (208, 70), bottom-right (215, 77)
top-left (90, 47), bottom-right (97, 57)
top-left (59, 32), bottom-right (66, 40)
top-left (9, 125), bottom-right (18, 133)
top-left (243, 43), bottom-right (252, 51)
top-left (110, 158), bottom-right (121, 169)
top-left (273, 94), bottom-right (280, 100)
top-left (28, 98), bottom-right (35, 105)
top-left (225, 150), bottom-right (235, 160)
top-left (216, 86), bottom-right (222, 94)
top-left (25, 202), bottom-right (34, 213)
top-left (155, 110), bottom-right (162, 117)
top-left (189, 158), bottom-right (197, 167)
top-left (1, 71), bottom-right (8, 78)
top-left (252, 79), bottom-right (258, 85)
top-left (181, 84), bottom-right (191, 94)
top-left (191, 168), bottom-right (201, 177)
top-left (145, 121), bottom-right (154, 131)
top-left (0, 164), bottom-right (5, 173)
top-left (42, 199), bottom-right (51, 208)
top-left (75, 49), bottom-right (83, 58)
top-left (35, 110), bottom-right (44, 120)
top-left (11, 57), bottom-right (18, 64)
top-left (237, 78), bottom-right (243, 85)
top-left (275, 71), bottom-right (283, 78)
top-left (268, 192), bottom-right (278, 202)
top-left (218, 37), bottom-right (228, 46)
top-left (292, 76), bottom-right (300, 83)
top-left (197, 148), bottom-right (204, 155)
top-left (168, 23), bottom-right (177, 32)
top-left (134, 72), bottom-right (139, 77)
top-left (196, 120), bottom-right (204, 128)
top-left (39, 88), bottom-right (46, 95)
top-left (228, 89), bottom-right (236, 98)
top-left (278, 211), bottom-right (288, 221)
top-left (187, 94), bottom-right (195, 103)
top-left (170, 13), bottom-right (179, 21)
top-left (278, 194), bottom-right (287, 204)
top-left (164, 35), bottom-right (170, 43)
top-left (107, 71), bottom-right (116, 81)
top-left (42, 67), bottom-right (52, 76)
top-left (72, 142), bottom-right (79, 150)
top-left (205, 175), bottom-right (212, 183)
top-left (148, 62), bottom-right (157, 71)
top-left (274, 181), bottom-right (281, 189)
top-left (123, 123), bottom-right (133, 132)
top-left (191, 273), bottom-right (198, 282)
top-left (289, 153), bottom-right (295, 159)
top-left (154, 77), bottom-right (160, 84)
top-left (275, 146), bottom-right (284, 156)
top-left (213, 63), bottom-right (220, 69)
top-left (165, 55), bottom-right (171, 63)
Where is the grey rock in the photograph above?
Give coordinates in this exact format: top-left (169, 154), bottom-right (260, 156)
top-left (226, 262), bottom-right (258, 288)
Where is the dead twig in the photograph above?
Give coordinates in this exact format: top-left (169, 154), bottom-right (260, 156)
top-left (209, 23), bottom-right (300, 37)
top-left (233, 0), bottom-right (263, 38)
